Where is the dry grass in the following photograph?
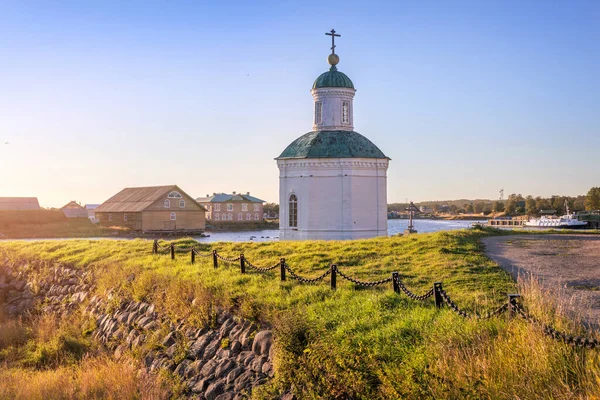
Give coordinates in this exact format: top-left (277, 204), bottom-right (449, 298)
top-left (0, 356), bottom-right (171, 400)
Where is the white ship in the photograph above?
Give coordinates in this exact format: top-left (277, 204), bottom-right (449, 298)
top-left (524, 201), bottom-right (587, 228)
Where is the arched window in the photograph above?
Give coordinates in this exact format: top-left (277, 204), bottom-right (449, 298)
top-left (164, 199), bottom-right (170, 208)
top-left (179, 199), bottom-right (185, 208)
top-left (241, 203), bottom-right (248, 211)
top-left (214, 213), bottom-right (220, 220)
top-left (237, 213), bottom-right (242, 221)
top-left (124, 214), bottom-right (128, 221)
top-left (315, 102), bottom-right (322, 124)
top-left (228, 213), bottom-right (233, 220)
top-left (170, 212), bottom-right (176, 221)
top-left (254, 213), bottom-right (259, 220)
top-left (289, 194), bottom-right (297, 228)
top-left (108, 214), bottom-right (112, 221)
top-left (167, 191), bottom-right (182, 198)
top-left (246, 213), bottom-right (251, 220)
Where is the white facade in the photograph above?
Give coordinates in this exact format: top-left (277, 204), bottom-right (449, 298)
top-left (278, 158), bottom-right (388, 240)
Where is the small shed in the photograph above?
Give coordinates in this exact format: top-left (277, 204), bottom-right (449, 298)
top-left (60, 201), bottom-right (89, 218)
top-left (0, 197), bottom-right (41, 211)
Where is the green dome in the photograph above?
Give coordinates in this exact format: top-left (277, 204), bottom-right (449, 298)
top-left (312, 65), bottom-right (354, 89)
top-left (277, 130), bottom-right (388, 159)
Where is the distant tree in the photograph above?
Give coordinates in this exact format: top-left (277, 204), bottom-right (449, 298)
top-left (585, 187), bottom-right (600, 211)
top-left (263, 202), bottom-right (279, 216)
top-left (449, 205), bottom-right (459, 214)
top-left (535, 197), bottom-right (552, 212)
top-left (466, 204), bottom-right (474, 213)
top-left (474, 202), bottom-right (484, 214)
top-left (432, 204), bottom-right (441, 213)
top-left (505, 194), bottom-right (517, 215)
top-left (493, 201), bottom-right (505, 213)
top-left (525, 196), bottom-right (537, 216)
top-left (551, 196), bottom-right (566, 215)
top-left (573, 196), bottom-right (586, 211)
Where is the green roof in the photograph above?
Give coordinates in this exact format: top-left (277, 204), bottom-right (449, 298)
top-left (277, 130), bottom-right (388, 160)
top-left (312, 65), bottom-right (354, 89)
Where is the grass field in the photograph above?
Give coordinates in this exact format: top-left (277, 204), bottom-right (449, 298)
top-left (1, 229), bottom-right (599, 399)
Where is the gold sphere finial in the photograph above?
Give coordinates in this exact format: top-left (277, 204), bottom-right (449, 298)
top-left (328, 53), bottom-right (339, 66)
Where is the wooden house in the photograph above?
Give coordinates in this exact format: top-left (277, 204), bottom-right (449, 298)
top-left (0, 197), bottom-right (41, 211)
top-left (95, 185), bottom-right (206, 232)
top-left (60, 201), bottom-right (89, 218)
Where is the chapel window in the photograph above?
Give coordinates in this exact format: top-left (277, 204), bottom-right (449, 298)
top-left (342, 101), bottom-right (349, 124)
top-left (315, 102), bottom-right (322, 124)
top-left (289, 194), bottom-right (298, 228)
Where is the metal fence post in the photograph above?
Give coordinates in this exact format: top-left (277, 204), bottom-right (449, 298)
top-left (507, 294), bottom-right (521, 320)
top-left (213, 250), bottom-right (218, 269)
top-left (330, 264), bottom-right (337, 290)
top-left (240, 254), bottom-right (245, 274)
top-left (280, 258), bottom-right (286, 281)
top-left (170, 244), bottom-right (175, 260)
top-left (191, 249), bottom-right (195, 264)
top-left (434, 282), bottom-right (443, 308)
top-left (392, 272), bottom-right (400, 294)
top-left (152, 240), bottom-right (157, 254)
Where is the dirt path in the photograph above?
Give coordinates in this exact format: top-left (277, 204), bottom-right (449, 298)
top-left (483, 234), bottom-right (600, 326)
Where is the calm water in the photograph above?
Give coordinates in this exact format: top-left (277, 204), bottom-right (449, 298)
top-left (193, 219), bottom-right (480, 243)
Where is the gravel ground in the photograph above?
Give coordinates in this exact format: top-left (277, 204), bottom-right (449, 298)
top-left (483, 234), bottom-right (600, 326)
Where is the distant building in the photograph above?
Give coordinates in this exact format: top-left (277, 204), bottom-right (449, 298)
top-left (60, 201), bottom-right (88, 218)
top-left (0, 197), bottom-right (41, 211)
top-left (96, 185), bottom-right (206, 231)
top-left (85, 204), bottom-right (100, 222)
top-left (196, 192), bottom-right (265, 223)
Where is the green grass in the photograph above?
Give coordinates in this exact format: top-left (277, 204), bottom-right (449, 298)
top-left (1, 229), bottom-right (600, 399)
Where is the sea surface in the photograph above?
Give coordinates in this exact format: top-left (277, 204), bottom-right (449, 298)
top-left (193, 219), bottom-right (480, 243)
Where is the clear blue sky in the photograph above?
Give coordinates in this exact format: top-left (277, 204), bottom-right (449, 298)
top-left (1, 0), bottom-right (598, 207)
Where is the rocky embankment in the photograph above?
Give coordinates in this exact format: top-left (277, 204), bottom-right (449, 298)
top-left (0, 260), bottom-right (278, 399)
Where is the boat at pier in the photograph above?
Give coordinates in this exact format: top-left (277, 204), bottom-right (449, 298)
top-left (524, 202), bottom-right (587, 228)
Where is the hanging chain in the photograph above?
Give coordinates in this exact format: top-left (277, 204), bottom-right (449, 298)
top-left (283, 263), bottom-right (331, 283)
top-left (394, 275), bottom-right (434, 301)
top-left (245, 259), bottom-right (280, 273)
top-left (335, 267), bottom-right (393, 287)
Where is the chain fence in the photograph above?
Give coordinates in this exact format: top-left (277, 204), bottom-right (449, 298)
top-left (151, 240), bottom-right (600, 350)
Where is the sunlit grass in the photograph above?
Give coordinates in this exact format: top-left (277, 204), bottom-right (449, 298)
top-left (1, 230), bottom-right (600, 398)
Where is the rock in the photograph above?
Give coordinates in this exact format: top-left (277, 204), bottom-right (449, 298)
top-left (252, 331), bottom-right (273, 357)
top-left (262, 361), bottom-right (274, 377)
top-left (136, 316), bottom-right (152, 327)
top-left (143, 321), bottom-right (159, 331)
top-left (114, 343), bottom-right (129, 359)
top-left (215, 393), bottom-right (234, 400)
top-left (216, 348), bottom-right (231, 359)
top-left (205, 380), bottom-right (225, 400)
top-left (236, 351), bottom-right (254, 367)
top-left (127, 312), bottom-right (138, 325)
top-left (239, 325), bottom-right (256, 348)
top-left (226, 366), bottom-right (244, 385)
top-left (233, 370), bottom-right (254, 393)
top-left (174, 359), bottom-right (191, 377)
top-left (144, 352), bottom-right (155, 368)
top-left (145, 304), bottom-right (155, 317)
top-left (166, 343), bottom-right (177, 358)
top-left (117, 312), bottom-right (129, 324)
top-left (11, 280), bottom-right (26, 291)
top-left (184, 360), bottom-right (202, 379)
top-left (214, 359), bottom-right (236, 378)
top-left (203, 338), bottom-right (221, 361)
top-left (200, 359), bottom-right (218, 377)
top-left (280, 393), bottom-right (296, 400)
top-left (191, 377), bottom-right (211, 393)
top-left (230, 341), bottom-right (242, 356)
top-left (189, 333), bottom-right (214, 359)
top-left (219, 318), bottom-right (236, 338)
top-left (251, 356), bottom-right (268, 374)
top-left (162, 331), bottom-right (177, 347)
top-left (126, 329), bottom-right (140, 345)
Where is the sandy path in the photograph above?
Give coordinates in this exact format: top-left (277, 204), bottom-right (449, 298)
top-left (483, 234), bottom-right (600, 326)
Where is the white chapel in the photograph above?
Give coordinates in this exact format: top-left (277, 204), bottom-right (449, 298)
top-left (276, 30), bottom-right (390, 240)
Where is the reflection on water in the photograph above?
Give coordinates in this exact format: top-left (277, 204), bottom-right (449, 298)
top-left (193, 219), bottom-right (481, 243)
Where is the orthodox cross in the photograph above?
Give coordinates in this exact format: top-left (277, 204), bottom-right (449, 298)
top-left (325, 29), bottom-right (341, 54)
